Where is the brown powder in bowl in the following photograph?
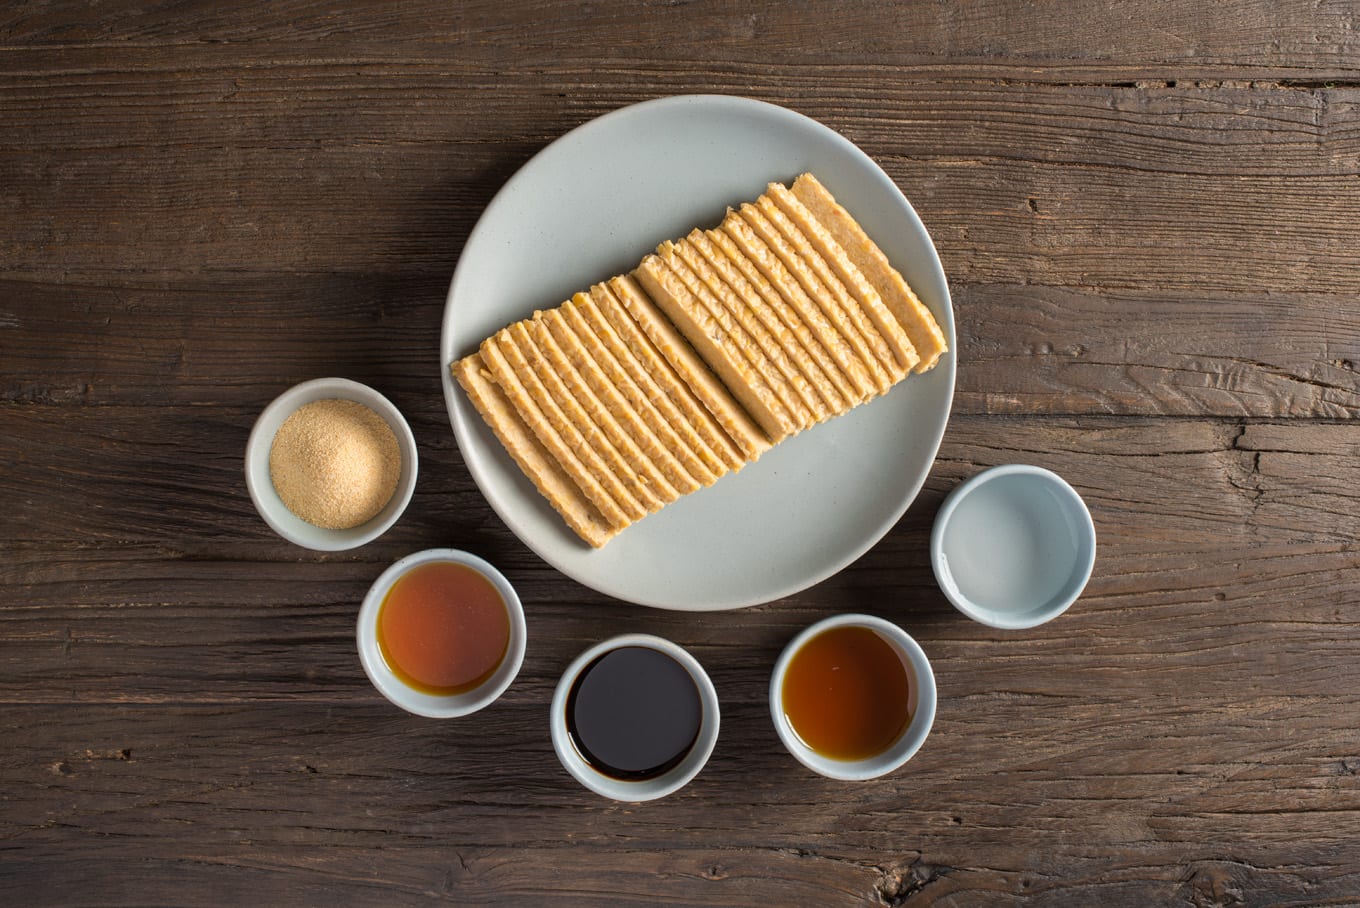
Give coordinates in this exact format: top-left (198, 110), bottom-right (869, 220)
top-left (269, 399), bottom-right (402, 530)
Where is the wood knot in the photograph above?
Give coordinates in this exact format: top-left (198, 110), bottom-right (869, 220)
top-left (1183, 864), bottom-right (1247, 908)
top-left (876, 858), bottom-right (951, 906)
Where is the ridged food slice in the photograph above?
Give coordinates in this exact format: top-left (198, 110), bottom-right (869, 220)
top-left (536, 305), bottom-right (702, 496)
top-left (634, 254), bottom-right (795, 442)
top-left (581, 286), bottom-right (742, 474)
top-left (657, 242), bottom-right (819, 430)
top-left (574, 289), bottom-right (737, 478)
top-left (743, 200), bottom-right (902, 389)
top-left (606, 274), bottom-right (772, 461)
top-left (791, 172), bottom-right (948, 373)
top-left (477, 336), bottom-right (633, 531)
top-left (764, 183), bottom-right (920, 374)
top-left (495, 326), bottom-right (648, 523)
top-left (507, 322), bottom-right (658, 515)
top-left (520, 317), bottom-right (683, 511)
top-left (452, 354), bottom-right (618, 548)
top-left (719, 211), bottom-right (878, 403)
top-left (667, 237), bottom-right (826, 426)
top-left (700, 226), bottom-right (854, 412)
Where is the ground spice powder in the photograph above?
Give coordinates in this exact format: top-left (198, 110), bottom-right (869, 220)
top-left (269, 398), bottom-right (401, 529)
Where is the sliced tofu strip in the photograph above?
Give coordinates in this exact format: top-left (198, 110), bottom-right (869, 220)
top-left (791, 172), bottom-right (948, 373)
top-left (578, 285), bottom-right (744, 475)
top-left (496, 326), bottom-right (648, 523)
top-left (745, 199), bottom-right (903, 387)
top-left (699, 226), bottom-right (854, 412)
top-left (453, 354), bottom-right (618, 548)
top-left (606, 274), bottom-right (773, 461)
top-left (518, 318), bottom-right (680, 512)
top-left (477, 336), bottom-right (633, 531)
top-left (667, 237), bottom-right (826, 426)
top-left (533, 308), bottom-right (700, 497)
top-left (719, 211), bottom-right (879, 403)
top-left (657, 242), bottom-right (817, 431)
top-left (634, 254), bottom-right (795, 442)
top-left (572, 292), bottom-right (733, 480)
top-left (764, 183), bottom-right (920, 374)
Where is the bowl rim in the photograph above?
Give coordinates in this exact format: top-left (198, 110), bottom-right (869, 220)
top-left (355, 548), bottom-right (527, 719)
top-left (549, 633), bottom-right (720, 801)
top-left (244, 377), bottom-right (418, 551)
top-left (768, 613), bottom-right (937, 781)
top-left (929, 463), bottom-right (1097, 629)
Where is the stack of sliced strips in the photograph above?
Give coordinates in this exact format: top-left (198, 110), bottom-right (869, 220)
top-left (453, 173), bottom-right (947, 548)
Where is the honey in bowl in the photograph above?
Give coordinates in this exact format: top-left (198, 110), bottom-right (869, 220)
top-left (377, 561), bottom-right (511, 696)
top-left (781, 625), bottom-right (913, 761)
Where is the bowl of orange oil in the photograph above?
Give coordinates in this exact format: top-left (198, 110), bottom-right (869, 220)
top-left (769, 613), bottom-right (936, 781)
top-left (357, 548), bottom-right (526, 718)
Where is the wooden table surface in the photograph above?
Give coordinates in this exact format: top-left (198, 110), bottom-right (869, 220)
top-left (4, 2), bottom-right (1359, 905)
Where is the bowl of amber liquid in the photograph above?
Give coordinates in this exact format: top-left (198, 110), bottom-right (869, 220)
top-left (357, 549), bottom-right (526, 718)
top-left (769, 614), bottom-right (936, 781)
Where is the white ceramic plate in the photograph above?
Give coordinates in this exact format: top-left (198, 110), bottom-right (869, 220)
top-left (441, 95), bottom-right (955, 610)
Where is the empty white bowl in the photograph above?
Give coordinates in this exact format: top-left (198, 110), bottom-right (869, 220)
top-left (245, 377), bottom-right (418, 551)
top-left (769, 614), bottom-right (936, 781)
top-left (356, 548), bottom-right (527, 718)
top-left (550, 634), bottom-right (720, 801)
top-left (931, 464), bottom-right (1096, 629)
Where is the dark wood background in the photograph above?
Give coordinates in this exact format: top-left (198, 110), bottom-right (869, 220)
top-left (3, 2), bottom-right (1358, 905)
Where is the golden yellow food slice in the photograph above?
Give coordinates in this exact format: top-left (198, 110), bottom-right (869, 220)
top-left (578, 285), bottom-right (742, 475)
top-left (763, 183), bottom-right (919, 374)
top-left (508, 322), bottom-right (659, 515)
top-left (478, 335), bottom-right (633, 531)
top-left (742, 200), bottom-right (900, 390)
top-left (606, 274), bottom-right (773, 461)
top-left (700, 226), bottom-right (854, 411)
top-left (520, 317), bottom-right (682, 511)
top-left (791, 173), bottom-right (948, 373)
top-left (452, 354), bottom-right (617, 548)
top-left (681, 230), bottom-right (840, 419)
top-left (500, 325), bottom-right (649, 521)
top-left (537, 305), bottom-right (702, 496)
top-left (667, 237), bottom-right (825, 427)
top-left (719, 211), bottom-right (878, 402)
top-left (635, 254), bottom-right (795, 442)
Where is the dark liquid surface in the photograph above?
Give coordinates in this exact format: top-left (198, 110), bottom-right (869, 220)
top-left (566, 646), bottom-right (703, 780)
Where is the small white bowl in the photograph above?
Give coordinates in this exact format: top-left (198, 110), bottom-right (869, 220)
top-left (769, 614), bottom-right (936, 781)
top-left (550, 634), bottom-right (720, 801)
top-left (245, 377), bottom-right (418, 551)
top-left (931, 464), bottom-right (1096, 629)
top-left (356, 548), bottom-right (526, 718)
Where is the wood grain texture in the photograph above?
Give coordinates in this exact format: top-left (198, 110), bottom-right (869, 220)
top-left (4, 416), bottom-right (1358, 904)
top-left (3, 70), bottom-right (1358, 293)
top-left (3, 277), bottom-right (1357, 435)
top-left (3, 0), bottom-right (1360, 78)
top-left (4, 0), bottom-right (1359, 904)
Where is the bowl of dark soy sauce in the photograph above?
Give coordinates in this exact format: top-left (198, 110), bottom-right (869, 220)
top-left (550, 634), bottom-right (720, 801)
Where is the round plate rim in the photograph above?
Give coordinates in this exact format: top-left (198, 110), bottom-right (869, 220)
top-left (440, 94), bottom-right (956, 610)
